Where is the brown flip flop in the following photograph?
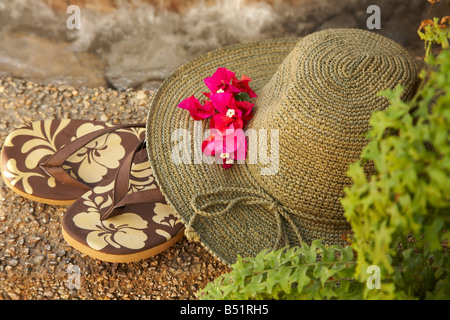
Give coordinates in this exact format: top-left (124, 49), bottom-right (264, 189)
top-left (62, 140), bottom-right (184, 263)
top-left (1, 119), bottom-right (145, 205)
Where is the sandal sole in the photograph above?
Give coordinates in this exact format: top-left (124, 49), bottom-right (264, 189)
top-left (62, 226), bottom-right (184, 263)
top-left (1, 153), bottom-right (77, 205)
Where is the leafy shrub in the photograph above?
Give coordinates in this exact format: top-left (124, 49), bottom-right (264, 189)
top-left (197, 242), bottom-right (363, 300)
top-left (198, 17), bottom-right (450, 300)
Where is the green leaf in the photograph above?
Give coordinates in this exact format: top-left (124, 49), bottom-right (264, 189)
top-left (294, 265), bottom-right (311, 291)
top-left (235, 92), bottom-right (251, 102)
top-left (278, 266), bottom-right (293, 294)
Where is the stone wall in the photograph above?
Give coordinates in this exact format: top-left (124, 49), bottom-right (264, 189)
top-left (1, 0), bottom-right (449, 89)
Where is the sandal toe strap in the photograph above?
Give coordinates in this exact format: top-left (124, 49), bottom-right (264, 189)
top-left (40, 122), bottom-right (145, 190)
top-left (99, 139), bottom-right (166, 220)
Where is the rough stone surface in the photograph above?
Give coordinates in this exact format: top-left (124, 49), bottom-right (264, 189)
top-left (0, 33), bottom-right (107, 88)
top-left (2, 0), bottom-right (448, 90)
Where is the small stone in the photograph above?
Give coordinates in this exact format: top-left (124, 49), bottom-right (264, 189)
top-left (7, 292), bottom-right (20, 300)
top-left (47, 253), bottom-right (57, 259)
top-left (41, 213), bottom-right (50, 224)
top-left (29, 236), bottom-right (42, 244)
top-left (34, 255), bottom-right (45, 265)
top-left (8, 258), bottom-right (18, 267)
top-left (43, 291), bottom-right (54, 298)
top-left (136, 91), bottom-right (147, 100)
top-left (150, 260), bottom-right (158, 267)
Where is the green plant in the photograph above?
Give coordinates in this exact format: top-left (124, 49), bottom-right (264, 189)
top-left (198, 16), bottom-right (450, 300)
top-left (342, 50), bottom-right (450, 299)
top-left (418, 16), bottom-right (450, 58)
top-left (197, 242), bottom-right (365, 300)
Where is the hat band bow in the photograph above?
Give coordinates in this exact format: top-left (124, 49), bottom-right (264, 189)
top-left (186, 186), bottom-right (304, 250)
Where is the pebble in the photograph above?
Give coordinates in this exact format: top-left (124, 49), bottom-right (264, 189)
top-left (33, 255), bottom-right (45, 265)
top-left (29, 236), bottom-right (42, 244)
top-left (47, 253), bottom-right (57, 260)
top-left (136, 91), bottom-right (147, 100)
top-left (8, 258), bottom-right (18, 267)
top-left (41, 213), bottom-right (50, 224)
top-left (7, 292), bottom-right (20, 300)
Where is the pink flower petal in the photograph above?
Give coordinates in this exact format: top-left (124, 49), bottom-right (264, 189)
top-left (231, 75), bottom-right (257, 98)
top-left (178, 96), bottom-right (215, 120)
top-left (204, 68), bottom-right (236, 93)
top-left (210, 92), bottom-right (235, 114)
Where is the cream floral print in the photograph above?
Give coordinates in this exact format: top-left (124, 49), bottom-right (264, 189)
top-left (3, 159), bottom-right (46, 194)
top-left (128, 161), bottom-right (157, 194)
top-left (153, 203), bottom-right (181, 240)
top-left (72, 183), bottom-right (148, 250)
top-left (3, 120), bottom-right (70, 191)
top-left (66, 123), bottom-right (126, 184)
top-left (117, 126), bottom-right (146, 140)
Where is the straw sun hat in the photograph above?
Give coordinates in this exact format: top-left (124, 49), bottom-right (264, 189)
top-left (146, 28), bottom-right (420, 265)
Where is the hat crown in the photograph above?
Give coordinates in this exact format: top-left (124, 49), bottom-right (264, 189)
top-left (247, 29), bottom-right (418, 220)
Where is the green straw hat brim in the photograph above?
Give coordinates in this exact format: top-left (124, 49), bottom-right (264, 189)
top-left (146, 38), bottom-right (306, 265)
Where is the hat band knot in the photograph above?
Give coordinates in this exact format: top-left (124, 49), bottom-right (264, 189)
top-left (186, 186), bottom-right (304, 249)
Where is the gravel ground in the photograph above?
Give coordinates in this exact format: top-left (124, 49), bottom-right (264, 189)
top-left (0, 76), bottom-right (230, 300)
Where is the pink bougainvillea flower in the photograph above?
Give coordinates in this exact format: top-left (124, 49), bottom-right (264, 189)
top-left (179, 68), bottom-right (257, 169)
top-left (231, 74), bottom-right (257, 98)
top-left (210, 92), bottom-right (254, 123)
top-left (202, 91), bottom-right (212, 99)
top-left (204, 68), bottom-right (236, 94)
top-left (210, 112), bottom-right (244, 134)
top-left (178, 96), bottom-right (216, 120)
top-left (235, 100), bottom-right (254, 121)
top-left (202, 128), bottom-right (247, 168)
top-left (209, 92), bottom-right (235, 114)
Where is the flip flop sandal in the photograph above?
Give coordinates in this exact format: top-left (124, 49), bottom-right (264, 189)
top-left (1, 119), bottom-right (146, 205)
top-left (61, 140), bottom-right (185, 263)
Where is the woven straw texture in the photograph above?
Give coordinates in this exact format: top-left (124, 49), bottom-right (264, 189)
top-left (146, 29), bottom-right (419, 265)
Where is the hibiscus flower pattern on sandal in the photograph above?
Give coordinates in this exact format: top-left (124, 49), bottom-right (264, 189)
top-left (62, 145), bottom-right (184, 263)
top-left (66, 123), bottom-right (126, 184)
top-left (1, 119), bottom-right (145, 205)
